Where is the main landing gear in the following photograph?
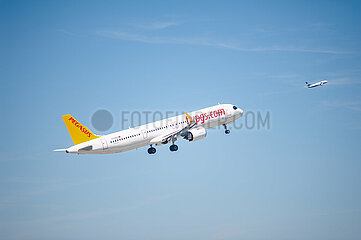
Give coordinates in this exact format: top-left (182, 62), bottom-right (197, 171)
top-left (169, 144), bottom-right (178, 152)
top-left (147, 143), bottom-right (178, 154)
top-left (147, 145), bottom-right (156, 154)
top-left (223, 124), bottom-right (230, 134)
top-left (169, 137), bottom-right (178, 152)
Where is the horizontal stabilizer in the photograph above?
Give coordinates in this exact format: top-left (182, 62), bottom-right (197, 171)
top-left (53, 149), bottom-right (67, 152)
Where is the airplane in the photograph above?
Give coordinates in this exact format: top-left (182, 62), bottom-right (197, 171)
top-left (54, 104), bottom-right (243, 155)
top-left (305, 80), bottom-right (328, 88)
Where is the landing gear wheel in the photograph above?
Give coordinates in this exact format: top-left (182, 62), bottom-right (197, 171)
top-left (148, 147), bottom-right (156, 154)
top-left (169, 144), bottom-right (178, 152)
top-left (223, 124), bottom-right (230, 134)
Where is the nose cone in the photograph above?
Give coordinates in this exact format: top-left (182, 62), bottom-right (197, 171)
top-left (238, 108), bottom-right (244, 117)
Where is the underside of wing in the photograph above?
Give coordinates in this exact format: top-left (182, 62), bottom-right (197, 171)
top-left (150, 112), bottom-right (197, 145)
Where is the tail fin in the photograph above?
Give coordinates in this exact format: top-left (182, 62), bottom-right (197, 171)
top-left (305, 82), bottom-right (310, 86)
top-left (62, 114), bottom-right (100, 145)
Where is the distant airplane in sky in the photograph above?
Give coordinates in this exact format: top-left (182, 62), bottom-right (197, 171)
top-left (54, 104), bottom-right (243, 155)
top-left (305, 80), bottom-right (328, 88)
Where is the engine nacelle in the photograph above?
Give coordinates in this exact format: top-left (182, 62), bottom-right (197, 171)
top-left (185, 127), bottom-right (207, 142)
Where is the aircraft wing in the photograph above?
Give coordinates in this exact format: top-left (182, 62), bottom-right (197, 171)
top-left (150, 112), bottom-right (197, 145)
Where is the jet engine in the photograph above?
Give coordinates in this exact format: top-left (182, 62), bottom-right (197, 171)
top-left (184, 127), bottom-right (207, 142)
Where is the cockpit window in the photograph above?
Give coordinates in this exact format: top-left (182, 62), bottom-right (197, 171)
top-left (233, 106), bottom-right (237, 110)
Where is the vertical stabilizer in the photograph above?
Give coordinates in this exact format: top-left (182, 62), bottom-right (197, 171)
top-left (62, 114), bottom-right (100, 145)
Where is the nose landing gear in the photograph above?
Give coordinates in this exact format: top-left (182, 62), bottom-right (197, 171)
top-left (223, 124), bottom-right (230, 134)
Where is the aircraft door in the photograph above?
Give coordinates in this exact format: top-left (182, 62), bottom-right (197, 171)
top-left (100, 138), bottom-right (108, 150)
top-left (141, 129), bottom-right (148, 139)
top-left (226, 108), bottom-right (232, 117)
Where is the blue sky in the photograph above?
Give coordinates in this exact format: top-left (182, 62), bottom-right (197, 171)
top-left (1, 0), bottom-right (361, 239)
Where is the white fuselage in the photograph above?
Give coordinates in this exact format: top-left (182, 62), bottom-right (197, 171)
top-left (307, 80), bottom-right (328, 88)
top-left (66, 104), bottom-right (243, 154)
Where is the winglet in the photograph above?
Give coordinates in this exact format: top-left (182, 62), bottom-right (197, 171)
top-left (184, 112), bottom-right (194, 123)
